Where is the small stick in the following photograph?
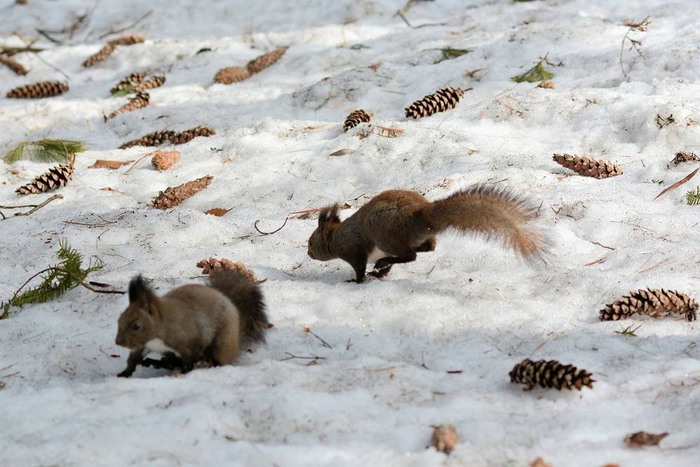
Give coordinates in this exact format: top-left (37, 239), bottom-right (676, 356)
top-left (280, 352), bottom-right (326, 362)
top-left (253, 217), bottom-right (289, 235)
top-left (1, 194), bottom-right (63, 220)
top-left (97, 10), bottom-right (153, 39)
top-left (304, 327), bottom-right (333, 349)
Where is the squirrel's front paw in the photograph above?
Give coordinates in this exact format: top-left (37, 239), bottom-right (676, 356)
top-left (117, 369), bottom-right (133, 378)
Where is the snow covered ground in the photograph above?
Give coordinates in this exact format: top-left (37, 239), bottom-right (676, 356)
top-left (1, 0), bottom-right (700, 465)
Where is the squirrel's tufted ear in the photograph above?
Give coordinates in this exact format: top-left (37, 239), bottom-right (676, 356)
top-left (318, 204), bottom-right (340, 228)
top-left (128, 275), bottom-right (155, 306)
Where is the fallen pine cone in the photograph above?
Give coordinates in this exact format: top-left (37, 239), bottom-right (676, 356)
top-left (509, 358), bottom-right (594, 391)
top-left (624, 431), bottom-right (669, 448)
top-left (405, 87), bottom-right (468, 119)
top-left (553, 153), bottom-right (623, 179)
top-left (246, 47), bottom-right (287, 75)
top-left (214, 66), bottom-right (250, 84)
top-left (105, 92), bottom-right (150, 120)
top-left (151, 150), bottom-right (180, 171)
top-left (119, 130), bottom-right (176, 149)
top-left (196, 258), bottom-right (263, 284)
top-left (133, 75), bottom-right (165, 93)
top-left (83, 34), bottom-right (144, 67)
top-left (169, 126), bottom-right (216, 145)
top-left (429, 425), bottom-right (458, 454)
top-left (16, 161), bottom-right (74, 195)
top-left (343, 109), bottom-right (371, 132)
top-left (150, 175), bottom-right (213, 209)
top-left (110, 71), bottom-right (147, 95)
top-left (600, 288), bottom-right (697, 322)
top-left (0, 54), bottom-right (28, 75)
top-left (6, 80), bottom-right (68, 98)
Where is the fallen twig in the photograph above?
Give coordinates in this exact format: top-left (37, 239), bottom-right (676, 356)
top-left (97, 10), bottom-right (153, 40)
top-left (254, 217), bottom-right (289, 235)
top-left (0, 194), bottom-right (63, 220)
top-left (304, 327), bottom-right (333, 349)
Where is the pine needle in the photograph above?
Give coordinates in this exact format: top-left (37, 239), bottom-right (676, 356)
top-left (3, 139), bottom-right (86, 164)
top-left (1, 240), bottom-right (102, 319)
top-left (512, 55), bottom-right (555, 83)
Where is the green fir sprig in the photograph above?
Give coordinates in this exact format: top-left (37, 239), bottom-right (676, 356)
top-left (686, 186), bottom-right (700, 205)
top-left (1, 240), bottom-right (103, 319)
top-left (512, 54), bottom-right (556, 83)
top-left (3, 139), bottom-right (86, 164)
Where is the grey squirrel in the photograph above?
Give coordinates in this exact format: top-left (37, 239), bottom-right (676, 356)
top-left (115, 269), bottom-right (269, 377)
top-left (307, 185), bottom-right (548, 283)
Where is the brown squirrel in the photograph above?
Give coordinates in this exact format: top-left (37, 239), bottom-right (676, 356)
top-left (307, 185), bottom-right (549, 283)
top-left (115, 269), bottom-right (269, 377)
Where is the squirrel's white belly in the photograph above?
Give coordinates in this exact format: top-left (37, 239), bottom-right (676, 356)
top-left (368, 247), bottom-right (391, 263)
top-left (145, 338), bottom-right (181, 357)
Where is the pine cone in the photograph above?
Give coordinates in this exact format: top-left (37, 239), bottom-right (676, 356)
top-left (169, 126), bottom-right (216, 145)
top-left (83, 43), bottom-right (116, 67)
top-left (134, 75), bottom-right (165, 92)
top-left (671, 151), bottom-right (699, 166)
top-left (405, 87), bottom-right (466, 119)
top-left (105, 92), bottom-right (150, 120)
top-left (151, 175), bottom-right (213, 209)
top-left (246, 47), bottom-right (287, 75)
top-left (110, 71), bottom-right (147, 94)
top-left (6, 81), bottom-right (68, 98)
top-left (214, 66), bottom-right (251, 84)
top-left (151, 150), bottom-right (181, 171)
top-left (107, 34), bottom-right (145, 46)
top-left (600, 288), bottom-right (697, 322)
top-left (119, 130), bottom-right (177, 149)
top-left (553, 153), bottom-right (623, 179)
top-left (343, 109), bottom-right (371, 132)
top-left (510, 358), bottom-right (595, 391)
top-left (0, 54), bottom-right (28, 75)
top-left (16, 162), bottom-right (74, 195)
top-left (84, 35), bottom-right (144, 68)
top-left (196, 258), bottom-right (262, 283)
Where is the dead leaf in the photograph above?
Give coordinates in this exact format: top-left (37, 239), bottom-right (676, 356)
top-left (100, 187), bottom-right (117, 191)
top-left (328, 149), bottom-right (355, 157)
top-left (624, 431), bottom-right (669, 448)
top-left (204, 207), bottom-right (231, 217)
top-left (654, 168), bottom-right (699, 199)
top-left (89, 159), bottom-right (134, 169)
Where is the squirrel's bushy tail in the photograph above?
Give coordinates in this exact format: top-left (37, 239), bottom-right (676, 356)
top-left (208, 269), bottom-right (269, 343)
top-left (421, 185), bottom-right (548, 262)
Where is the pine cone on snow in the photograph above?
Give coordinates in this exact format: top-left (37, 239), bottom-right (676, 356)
top-left (151, 150), bottom-right (181, 171)
top-left (105, 92), bottom-right (150, 120)
top-left (510, 358), bottom-right (595, 391)
top-left (214, 67), bottom-right (251, 84)
top-left (169, 126), bottom-right (216, 145)
top-left (0, 54), bottom-right (28, 75)
top-left (6, 80), bottom-right (68, 98)
top-left (83, 35), bottom-right (144, 67)
top-left (110, 71), bottom-right (147, 94)
top-left (246, 47), bottom-right (287, 75)
top-left (343, 109), bottom-right (371, 132)
top-left (405, 87), bottom-right (466, 119)
top-left (151, 175), bottom-right (213, 209)
top-left (16, 161), bottom-right (74, 195)
top-left (196, 258), bottom-right (263, 283)
top-left (600, 288), bottom-right (697, 322)
top-left (553, 153), bottom-right (623, 179)
top-left (83, 43), bottom-right (116, 67)
top-left (107, 34), bottom-right (145, 47)
top-left (119, 130), bottom-right (177, 149)
top-left (134, 75), bottom-right (165, 92)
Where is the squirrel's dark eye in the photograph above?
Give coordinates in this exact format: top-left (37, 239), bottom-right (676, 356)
top-left (130, 322), bottom-right (141, 332)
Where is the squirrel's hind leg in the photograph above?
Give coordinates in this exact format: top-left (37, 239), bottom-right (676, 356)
top-left (370, 252), bottom-right (418, 278)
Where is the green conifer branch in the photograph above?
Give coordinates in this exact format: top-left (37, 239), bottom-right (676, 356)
top-left (1, 240), bottom-right (103, 319)
top-left (3, 139), bottom-right (86, 164)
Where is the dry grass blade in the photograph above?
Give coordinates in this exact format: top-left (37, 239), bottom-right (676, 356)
top-left (654, 168), bottom-right (699, 199)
